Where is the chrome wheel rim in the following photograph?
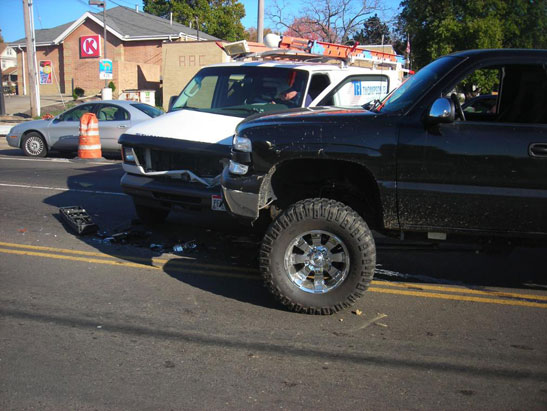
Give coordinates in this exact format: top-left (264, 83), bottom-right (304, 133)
top-left (284, 230), bottom-right (350, 294)
top-left (25, 136), bottom-right (44, 156)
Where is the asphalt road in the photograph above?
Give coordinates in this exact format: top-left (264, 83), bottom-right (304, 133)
top-left (1, 142), bottom-right (546, 410)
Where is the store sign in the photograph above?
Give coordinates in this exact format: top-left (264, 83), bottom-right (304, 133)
top-left (99, 59), bottom-right (113, 80)
top-left (80, 35), bottom-right (101, 58)
top-left (39, 60), bottom-right (52, 84)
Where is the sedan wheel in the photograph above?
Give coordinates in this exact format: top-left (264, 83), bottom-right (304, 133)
top-left (22, 133), bottom-right (48, 157)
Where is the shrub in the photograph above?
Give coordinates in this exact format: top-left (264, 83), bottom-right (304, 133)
top-left (72, 87), bottom-right (85, 100)
top-left (108, 81), bottom-right (116, 93)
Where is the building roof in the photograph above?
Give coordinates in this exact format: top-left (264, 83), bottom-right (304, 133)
top-left (2, 67), bottom-right (18, 75)
top-left (9, 5), bottom-right (218, 47)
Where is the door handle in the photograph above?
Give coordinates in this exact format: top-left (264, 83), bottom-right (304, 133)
top-left (118, 125), bottom-right (128, 129)
top-left (529, 143), bottom-right (547, 157)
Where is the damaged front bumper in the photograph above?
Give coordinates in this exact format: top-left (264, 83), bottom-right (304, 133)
top-left (119, 134), bottom-right (230, 211)
top-left (121, 173), bottom-right (224, 210)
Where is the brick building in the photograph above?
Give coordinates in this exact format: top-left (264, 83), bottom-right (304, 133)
top-left (9, 6), bottom-right (217, 102)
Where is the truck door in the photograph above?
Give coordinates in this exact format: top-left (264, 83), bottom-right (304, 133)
top-left (397, 63), bottom-right (547, 234)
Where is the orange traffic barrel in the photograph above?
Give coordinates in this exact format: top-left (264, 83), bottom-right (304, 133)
top-left (78, 113), bottom-right (102, 159)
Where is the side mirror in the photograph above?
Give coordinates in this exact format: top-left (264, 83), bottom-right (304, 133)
top-left (168, 95), bottom-right (177, 112)
top-left (428, 97), bottom-right (455, 124)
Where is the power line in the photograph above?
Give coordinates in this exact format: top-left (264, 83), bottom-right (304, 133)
top-left (35, 0), bottom-right (43, 29)
top-left (75, 0), bottom-right (102, 12)
top-left (109, 0), bottom-right (139, 9)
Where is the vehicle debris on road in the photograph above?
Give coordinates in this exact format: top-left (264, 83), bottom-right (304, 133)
top-left (59, 206), bottom-right (99, 235)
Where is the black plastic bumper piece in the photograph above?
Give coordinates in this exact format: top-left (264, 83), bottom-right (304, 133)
top-left (59, 206), bottom-right (99, 235)
top-left (121, 173), bottom-right (222, 211)
top-left (220, 166), bottom-right (261, 220)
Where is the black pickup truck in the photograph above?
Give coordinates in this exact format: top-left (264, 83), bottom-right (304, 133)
top-left (221, 49), bottom-right (547, 314)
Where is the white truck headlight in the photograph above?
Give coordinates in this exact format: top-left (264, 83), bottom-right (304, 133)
top-left (229, 160), bottom-right (249, 175)
top-left (123, 146), bottom-right (136, 163)
top-left (232, 134), bottom-right (252, 152)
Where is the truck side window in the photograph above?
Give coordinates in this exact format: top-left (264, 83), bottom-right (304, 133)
top-left (445, 67), bottom-right (501, 121)
top-left (308, 74), bottom-right (331, 104)
top-left (497, 65), bottom-right (547, 124)
top-left (319, 75), bottom-right (389, 107)
top-left (445, 64), bottom-right (547, 124)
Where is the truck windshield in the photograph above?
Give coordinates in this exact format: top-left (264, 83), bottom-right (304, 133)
top-left (170, 66), bottom-right (310, 117)
top-left (376, 56), bottom-right (462, 113)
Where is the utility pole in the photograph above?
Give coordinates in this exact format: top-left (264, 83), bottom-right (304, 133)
top-left (22, 0), bottom-right (40, 117)
top-left (0, 29), bottom-right (6, 115)
top-left (257, 0), bottom-right (264, 43)
top-left (0, 56), bottom-right (5, 116)
top-left (89, 0), bottom-right (107, 87)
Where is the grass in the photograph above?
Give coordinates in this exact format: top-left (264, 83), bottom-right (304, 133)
top-left (33, 102), bottom-right (77, 120)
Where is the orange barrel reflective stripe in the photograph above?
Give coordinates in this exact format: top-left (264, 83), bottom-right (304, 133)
top-left (78, 112), bottom-right (102, 159)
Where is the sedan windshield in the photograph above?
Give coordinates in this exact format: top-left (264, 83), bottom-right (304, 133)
top-left (377, 56), bottom-right (462, 113)
top-left (170, 66), bottom-right (309, 117)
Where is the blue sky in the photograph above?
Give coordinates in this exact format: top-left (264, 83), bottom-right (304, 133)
top-left (0, 0), bottom-right (401, 42)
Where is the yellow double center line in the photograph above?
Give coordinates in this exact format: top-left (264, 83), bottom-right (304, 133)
top-left (0, 241), bottom-right (545, 308)
top-left (0, 241), bottom-right (257, 279)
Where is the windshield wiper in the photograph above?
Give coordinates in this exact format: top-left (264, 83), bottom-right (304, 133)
top-left (220, 107), bottom-right (264, 114)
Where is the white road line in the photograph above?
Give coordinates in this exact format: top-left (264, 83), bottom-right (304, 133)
top-left (0, 156), bottom-right (116, 165)
top-left (0, 182), bottom-right (127, 196)
top-left (0, 156), bottom-right (70, 163)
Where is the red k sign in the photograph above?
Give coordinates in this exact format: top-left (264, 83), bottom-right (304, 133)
top-left (80, 35), bottom-right (101, 58)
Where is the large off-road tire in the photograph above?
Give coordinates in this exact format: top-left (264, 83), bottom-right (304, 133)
top-left (134, 202), bottom-right (170, 224)
top-left (260, 198), bottom-right (376, 314)
top-left (22, 132), bottom-right (48, 157)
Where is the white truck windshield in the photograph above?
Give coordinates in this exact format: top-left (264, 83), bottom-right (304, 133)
top-left (170, 66), bottom-right (310, 117)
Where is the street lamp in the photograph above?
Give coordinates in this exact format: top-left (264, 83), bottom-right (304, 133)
top-left (89, 0), bottom-right (107, 87)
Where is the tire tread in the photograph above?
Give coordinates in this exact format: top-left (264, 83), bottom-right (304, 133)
top-left (261, 198), bottom-right (376, 315)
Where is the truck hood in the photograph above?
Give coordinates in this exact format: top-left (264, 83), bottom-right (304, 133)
top-left (238, 106), bottom-right (376, 129)
top-left (125, 109), bottom-right (242, 145)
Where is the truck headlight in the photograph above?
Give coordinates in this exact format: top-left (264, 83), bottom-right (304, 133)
top-left (232, 134), bottom-right (252, 152)
top-left (123, 146), bottom-right (136, 164)
top-left (229, 160), bottom-right (249, 175)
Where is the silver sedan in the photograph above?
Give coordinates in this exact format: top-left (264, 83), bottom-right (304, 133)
top-left (5, 100), bottom-right (163, 157)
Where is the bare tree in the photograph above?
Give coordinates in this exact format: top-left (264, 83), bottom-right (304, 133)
top-left (244, 27), bottom-right (273, 42)
top-left (267, 0), bottom-right (384, 43)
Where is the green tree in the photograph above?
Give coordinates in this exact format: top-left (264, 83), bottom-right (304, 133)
top-left (397, 0), bottom-right (547, 70)
top-left (353, 14), bottom-right (391, 45)
top-left (143, 0), bottom-right (246, 41)
top-left (501, 0), bottom-right (547, 49)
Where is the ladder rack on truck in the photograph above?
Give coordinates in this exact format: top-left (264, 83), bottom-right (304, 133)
top-left (217, 36), bottom-right (413, 74)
